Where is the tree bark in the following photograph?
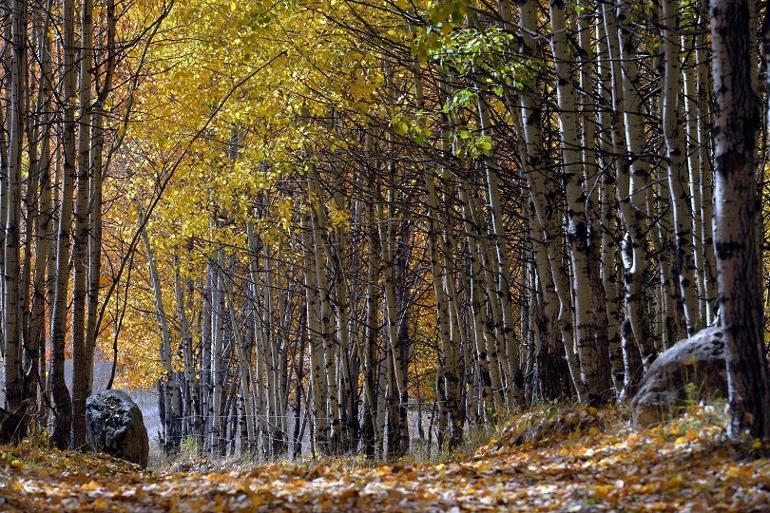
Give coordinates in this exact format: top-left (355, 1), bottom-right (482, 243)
top-left (710, 0), bottom-right (770, 442)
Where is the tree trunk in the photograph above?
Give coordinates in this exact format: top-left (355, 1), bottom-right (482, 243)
top-left (661, 0), bottom-right (701, 336)
top-left (4, 0), bottom-right (27, 428)
top-left (711, 0), bottom-right (770, 442)
top-left (50, 0), bottom-right (77, 449)
top-left (549, 0), bottom-right (612, 404)
top-left (71, 0), bottom-right (94, 449)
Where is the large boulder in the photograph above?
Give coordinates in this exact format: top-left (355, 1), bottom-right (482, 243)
top-left (632, 326), bottom-right (727, 427)
top-left (86, 390), bottom-right (149, 468)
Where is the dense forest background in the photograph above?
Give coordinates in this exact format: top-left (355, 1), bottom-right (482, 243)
top-left (1, 0), bottom-right (770, 465)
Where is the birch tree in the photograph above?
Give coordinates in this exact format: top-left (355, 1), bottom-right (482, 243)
top-left (710, 0), bottom-right (770, 442)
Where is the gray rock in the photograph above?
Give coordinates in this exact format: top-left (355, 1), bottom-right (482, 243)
top-left (631, 326), bottom-right (727, 427)
top-left (86, 390), bottom-right (149, 468)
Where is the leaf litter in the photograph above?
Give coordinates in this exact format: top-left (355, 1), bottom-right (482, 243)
top-left (1, 404), bottom-right (769, 512)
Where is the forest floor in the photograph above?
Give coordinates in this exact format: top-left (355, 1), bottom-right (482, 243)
top-left (1, 404), bottom-right (770, 512)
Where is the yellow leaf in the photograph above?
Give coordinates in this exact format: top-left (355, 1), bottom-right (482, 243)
top-left (81, 480), bottom-right (101, 492)
top-left (592, 484), bottom-right (614, 498)
top-left (626, 433), bottom-right (641, 447)
top-left (667, 473), bottom-right (684, 490)
top-left (725, 465), bottom-right (742, 480)
top-left (93, 498), bottom-right (109, 510)
top-left (637, 483), bottom-right (658, 494)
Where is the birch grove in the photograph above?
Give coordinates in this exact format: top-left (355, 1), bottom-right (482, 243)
top-left (1, 0), bottom-right (770, 460)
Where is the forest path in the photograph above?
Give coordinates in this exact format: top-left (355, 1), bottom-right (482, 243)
top-left (1, 406), bottom-right (768, 512)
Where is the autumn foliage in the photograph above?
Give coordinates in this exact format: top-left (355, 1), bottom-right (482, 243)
top-left (2, 405), bottom-right (769, 512)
